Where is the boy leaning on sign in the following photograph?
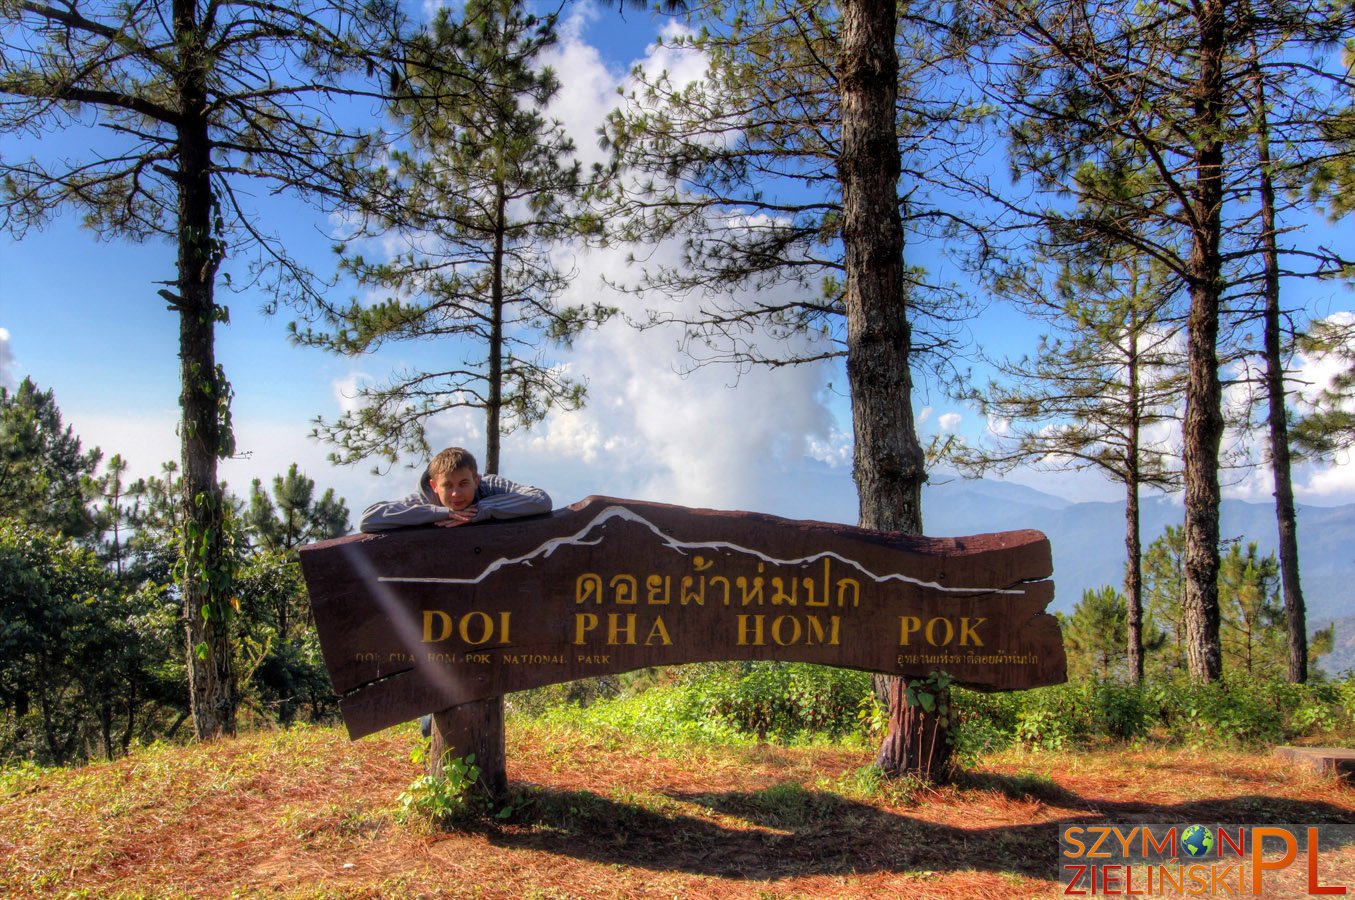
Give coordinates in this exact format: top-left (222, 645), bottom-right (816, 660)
top-left (358, 446), bottom-right (551, 738)
top-left (358, 446), bottom-right (551, 533)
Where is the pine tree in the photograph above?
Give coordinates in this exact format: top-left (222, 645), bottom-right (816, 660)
top-left (601, 0), bottom-right (978, 372)
top-left (244, 464), bottom-right (349, 553)
top-left (1216, 542), bottom-right (1286, 675)
top-left (1142, 527), bottom-right (1314, 676)
top-left (604, 0), bottom-right (982, 781)
top-left (0, 0), bottom-right (410, 739)
top-left (92, 454), bottom-right (131, 577)
top-left (1061, 587), bottom-right (1129, 681)
top-left (957, 245), bottom-right (1183, 684)
top-left (984, 0), bottom-right (1354, 682)
top-left (1293, 317), bottom-right (1355, 456)
top-left (0, 378), bottom-right (102, 539)
top-left (1143, 525), bottom-right (1189, 677)
top-left (293, 0), bottom-right (611, 474)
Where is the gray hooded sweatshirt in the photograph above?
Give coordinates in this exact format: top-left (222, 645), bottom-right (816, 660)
top-left (358, 468), bottom-right (551, 533)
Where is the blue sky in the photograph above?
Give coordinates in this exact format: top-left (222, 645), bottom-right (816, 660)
top-left (2, 1), bottom-right (1354, 530)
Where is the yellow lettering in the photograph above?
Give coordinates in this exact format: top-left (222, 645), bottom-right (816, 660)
top-left (574, 613), bottom-right (598, 644)
top-left (899, 616), bottom-right (922, 645)
top-left (836, 577), bottom-right (860, 607)
top-left (925, 617), bottom-right (954, 647)
top-left (772, 615), bottom-right (802, 645)
top-left (423, 610), bottom-right (454, 643)
top-left (737, 572), bottom-right (765, 606)
top-left (958, 617), bottom-right (985, 647)
top-left (645, 616), bottom-right (673, 645)
top-left (807, 558), bottom-right (830, 607)
top-left (680, 574), bottom-right (706, 605)
top-left (805, 615), bottom-right (840, 645)
top-left (710, 576), bottom-right (732, 606)
top-left (771, 577), bottom-right (797, 606)
top-left (576, 573), bottom-right (602, 604)
top-left (458, 611), bottom-right (494, 645)
top-left (646, 574), bottom-right (671, 605)
top-left (610, 574), bottom-right (637, 604)
top-left (608, 613), bottom-right (637, 645)
top-left (736, 614), bottom-right (766, 646)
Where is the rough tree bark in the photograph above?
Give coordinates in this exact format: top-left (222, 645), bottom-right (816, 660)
top-left (1181, 0), bottom-right (1227, 683)
top-left (838, 0), bottom-right (947, 780)
top-left (430, 698), bottom-right (507, 798)
top-left (1125, 316), bottom-right (1145, 685)
top-left (174, 0), bottom-right (237, 739)
top-left (1251, 48), bottom-right (1307, 683)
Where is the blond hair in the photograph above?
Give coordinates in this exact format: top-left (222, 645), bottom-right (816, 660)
top-left (428, 447), bottom-right (479, 479)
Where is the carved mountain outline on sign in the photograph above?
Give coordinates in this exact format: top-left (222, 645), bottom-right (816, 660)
top-left (377, 504), bottom-right (1028, 596)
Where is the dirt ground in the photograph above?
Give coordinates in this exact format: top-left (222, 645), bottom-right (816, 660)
top-left (2, 722), bottom-right (1353, 898)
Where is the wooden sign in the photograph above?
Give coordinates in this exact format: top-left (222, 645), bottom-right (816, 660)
top-left (300, 496), bottom-right (1065, 740)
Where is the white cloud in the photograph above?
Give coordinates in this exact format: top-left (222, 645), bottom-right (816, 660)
top-left (937, 411), bottom-right (962, 433)
top-left (0, 327), bottom-right (14, 390)
top-left (62, 409), bottom-right (181, 480)
top-left (327, 24), bottom-right (834, 516)
top-left (538, 12), bottom-right (627, 171)
top-left (636, 19), bottom-right (707, 87)
top-left (510, 230), bottom-right (842, 512)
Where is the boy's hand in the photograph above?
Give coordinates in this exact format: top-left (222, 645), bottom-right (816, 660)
top-left (436, 505), bottom-right (478, 527)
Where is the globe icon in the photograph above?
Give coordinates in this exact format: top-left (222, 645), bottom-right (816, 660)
top-left (1181, 824), bottom-right (1214, 858)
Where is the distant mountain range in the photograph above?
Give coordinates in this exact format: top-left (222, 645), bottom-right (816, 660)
top-left (918, 478), bottom-right (1353, 676)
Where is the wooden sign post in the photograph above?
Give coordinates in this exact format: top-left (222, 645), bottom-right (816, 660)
top-left (300, 496), bottom-right (1065, 792)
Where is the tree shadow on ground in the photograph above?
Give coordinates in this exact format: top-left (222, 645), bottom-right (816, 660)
top-left (465, 774), bottom-right (1355, 882)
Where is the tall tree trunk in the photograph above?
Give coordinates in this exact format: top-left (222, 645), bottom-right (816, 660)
top-left (1251, 47), bottom-right (1307, 683)
top-left (1181, 0), bottom-right (1227, 683)
top-left (486, 181), bottom-right (507, 475)
top-left (838, 0), bottom-right (942, 780)
top-left (1125, 313), bottom-right (1144, 684)
top-left (175, 0), bottom-right (236, 739)
top-left (1125, 479), bottom-right (1144, 683)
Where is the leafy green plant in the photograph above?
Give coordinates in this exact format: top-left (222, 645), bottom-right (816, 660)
top-left (857, 692), bottom-right (887, 739)
top-left (1015, 708), bottom-right (1070, 750)
top-left (396, 745), bottom-right (493, 828)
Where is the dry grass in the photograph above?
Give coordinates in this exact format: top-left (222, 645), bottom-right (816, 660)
top-left (2, 722), bottom-right (1353, 898)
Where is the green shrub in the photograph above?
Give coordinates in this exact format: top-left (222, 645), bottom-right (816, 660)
top-left (532, 681), bottom-right (748, 745)
top-left (515, 663), bottom-right (1355, 753)
top-left (1156, 677), bottom-right (1281, 745)
top-left (1090, 682), bottom-right (1153, 740)
top-left (685, 662), bottom-right (873, 741)
top-left (519, 663), bottom-right (875, 745)
top-left (950, 688), bottom-right (1019, 762)
top-left (507, 676), bottom-right (623, 718)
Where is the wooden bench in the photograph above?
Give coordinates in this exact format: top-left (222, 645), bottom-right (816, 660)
top-left (1274, 746), bottom-right (1355, 782)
